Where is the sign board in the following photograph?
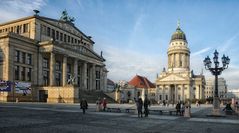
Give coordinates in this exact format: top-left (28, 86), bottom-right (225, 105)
top-left (15, 82), bottom-right (31, 94)
top-left (0, 80), bottom-right (11, 92)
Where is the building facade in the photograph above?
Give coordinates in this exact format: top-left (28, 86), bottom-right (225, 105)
top-left (0, 12), bottom-right (107, 103)
top-left (205, 77), bottom-right (227, 98)
top-left (155, 23), bottom-right (205, 103)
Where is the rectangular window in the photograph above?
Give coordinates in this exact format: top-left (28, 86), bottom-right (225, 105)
top-left (75, 39), bottom-right (77, 44)
top-left (47, 27), bottom-right (51, 36)
top-left (14, 66), bottom-right (20, 80)
top-left (159, 95), bottom-right (162, 100)
top-left (71, 37), bottom-right (74, 43)
top-left (26, 68), bottom-right (31, 81)
top-left (60, 33), bottom-right (63, 41)
top-left (51, 29), bottom-right (55, 40)
top-left (43, 58), bottom-right (49, 68)
top-left (43, 70), bottom-right (49, 86)
top-left (77, 76), bottom-right (81, 86)
top-left (68, 35), bottom-right (70, 42)
top-left (67, 64), bottom-right (71, 73)
top-left (15, 50), bottom-right (20, 62)
top-left (165, 95), bottom-right (168, 100)
top-left (23, 23), bottom-right (28, 33)
top-left (21, 67), bottom-right (25, 81)
top-left (55, 72), bottom-right (61, 86)
top-left (27, 53), bottom-right (32, 65)
top-left (96, 71), bottom-right (100, 79)
top-left (56, 31), bottom-right (59, 40)
top-left (21, 52), bottom-right (26, 64)
top-left (55, 61), bottom-right (61, 71)
top-left (16, 26), bottom-right (20, 34)
top-left (96, 80), bottom-right (100, 90)
top-left (64, 34), bottom-right (66, 42)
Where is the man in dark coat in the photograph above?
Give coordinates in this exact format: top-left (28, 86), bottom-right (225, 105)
top-left (176, 102), bottom-right (181, 115)
top-left (144, 96), bottom-right (150, 117)
top-left (136, 98), bottom-right (143, 118)
top-left (80, 98), bottom-right (88, 114)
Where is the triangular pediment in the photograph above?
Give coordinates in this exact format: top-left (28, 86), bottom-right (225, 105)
top-left (159, 74), bottom-right (187, 82)
top-left (38, 16), bottom-right (92, 42)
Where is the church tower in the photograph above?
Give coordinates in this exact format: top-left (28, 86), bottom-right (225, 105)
top-left (167, 21), bottom-right (190, 73)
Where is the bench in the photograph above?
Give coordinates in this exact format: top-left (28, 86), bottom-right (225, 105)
top-left (149, 109), bottom-right (177, 115)
top-left (125, 108), bottom-right (136, 113)
top-left (106, 108), bottom-right (121, 113)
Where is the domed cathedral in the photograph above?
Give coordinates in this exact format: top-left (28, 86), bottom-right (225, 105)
top-left (155, 21), bottom-right (205, 103)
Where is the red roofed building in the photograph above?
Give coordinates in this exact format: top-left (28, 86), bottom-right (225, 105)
top-left (128, 75), bottom-right (155, 89)
top-left (118, 75), bottom-right (156, 103)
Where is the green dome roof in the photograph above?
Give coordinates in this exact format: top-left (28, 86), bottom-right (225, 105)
top-left (171, 26), bottom-right (187, 42)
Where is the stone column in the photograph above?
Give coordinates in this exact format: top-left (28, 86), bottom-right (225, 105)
top-left (167, 86), bottom-right (170, 101)
top-left (161, 86), bottom-right (163, 101)
top-left (62, 56), bottom-right (67, 86)
top-left (38, 53), bottom-right (43, 85)
top-left (100, 67), bottom-right (104, 90)
top-left (177, 53), bottom-right (180, 67)
top-left (49, 53), bottom-right (55, 86)
top-left (74, 59), bottom-right (78, 86)
top-left (82, 62), bottom-right (87, 90)
top-left (188, 85), bottom-right (191, 100)
top-left (182, 85), bottom-right (185, 102)
top-left (175, 84), bottom-right (177, 102)
top-left (92, 64), bottom-right (96, 90)
top-left (182, 54), bottom-right (185, 68)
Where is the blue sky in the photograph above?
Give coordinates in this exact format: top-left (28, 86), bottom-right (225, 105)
top-left (1, 0), bottom-right (239, 89)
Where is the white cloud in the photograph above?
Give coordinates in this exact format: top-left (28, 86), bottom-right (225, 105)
top-left (218, 32), bottom-right (239, 53)
top-left (192, 47), bottom-right (211, 56)
top-left (101, 45), bottom-right (166, 82)
top-left (0, 0), bottom-right (46, 22)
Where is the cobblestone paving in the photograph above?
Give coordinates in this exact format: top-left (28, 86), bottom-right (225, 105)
top-left (0, 103), bottom-right (239, 133)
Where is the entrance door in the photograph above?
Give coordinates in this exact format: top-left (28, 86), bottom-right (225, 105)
top-left (39, 90), bottom-right (48, 102)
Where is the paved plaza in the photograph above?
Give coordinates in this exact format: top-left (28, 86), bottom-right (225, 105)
top-left (0, 103), bottom-right (239, 133)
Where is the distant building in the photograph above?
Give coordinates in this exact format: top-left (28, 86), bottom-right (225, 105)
top-left (0, 11), bottom-right (107, 103)
top-left (155, 22), bottom-right (205, 103)
top-left (118, 75), bottom-right (155, 103)
top-left (106, 79), bottom-right (115, 92)
top-left (227, 89), bottom-right (239, 99)
top-left (205, 77), bottom-right (228, 99)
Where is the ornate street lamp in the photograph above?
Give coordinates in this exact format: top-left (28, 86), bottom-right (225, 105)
top-left (203, 50), bottom-right (230, 115)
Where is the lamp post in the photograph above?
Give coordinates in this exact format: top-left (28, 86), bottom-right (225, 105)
top-left (203, 50), bottom-right (230, 115)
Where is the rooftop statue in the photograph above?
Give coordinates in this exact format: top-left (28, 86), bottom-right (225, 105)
top-left (60, 10), bottom-right (75, 23)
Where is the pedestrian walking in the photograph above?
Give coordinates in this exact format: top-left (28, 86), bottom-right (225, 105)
top-left (102, 97), bottom-right (107, 111)
top-left (180, 102), bottom-right (185, 116)
top-left (144, 95), bottom-right (150, 117)
top-left (96, 97), bottom-right (101, 112)
top-left (136, 98), bottom-right (143, 118)
top-left (176, 102), bottom-right (181, 115)
top-left (80, 98), bottom-right (88, 114)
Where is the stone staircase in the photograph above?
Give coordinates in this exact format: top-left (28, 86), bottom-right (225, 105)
top-left (78, 90), bottom-right (116, 103)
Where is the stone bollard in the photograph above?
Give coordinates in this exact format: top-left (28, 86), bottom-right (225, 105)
top-left (184, 106), bottom-right (191, 117)
top-left (16, 98), bottom-right (19, 103)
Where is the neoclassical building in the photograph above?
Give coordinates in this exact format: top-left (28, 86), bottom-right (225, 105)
top-left (205, 77), bottom-right (227, 99)
top-left (0, 11), bottom-right (107, 103)
top-left (155, 23), bottom-right (205, 103)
